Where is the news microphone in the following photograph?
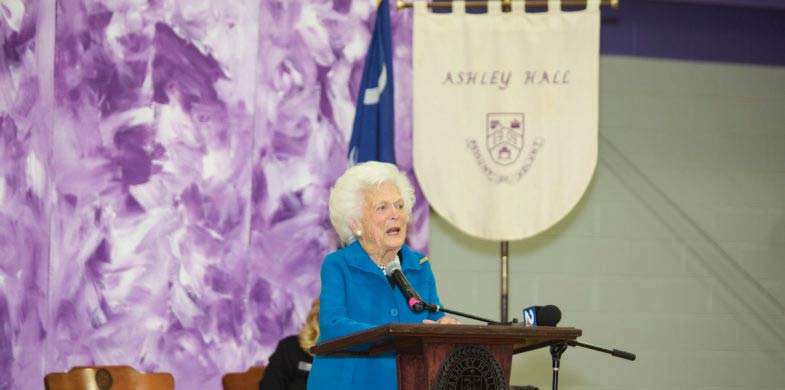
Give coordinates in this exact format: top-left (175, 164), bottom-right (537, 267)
top-left (522, 305), bottom-right (561, 326)
top-left (384, 259), bottom-right (426, 313)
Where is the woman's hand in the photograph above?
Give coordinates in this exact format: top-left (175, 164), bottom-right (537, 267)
top-left (422, 316), bottom-right (461, 325)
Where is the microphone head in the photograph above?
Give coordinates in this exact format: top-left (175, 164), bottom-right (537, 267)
top-left (537, 305), bottom-right (562, 326)
top-left (384, 259), bottom-right (402, 276)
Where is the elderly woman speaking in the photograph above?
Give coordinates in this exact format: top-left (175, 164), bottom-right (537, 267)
top-left (307, 161), bottom-right (458, 389)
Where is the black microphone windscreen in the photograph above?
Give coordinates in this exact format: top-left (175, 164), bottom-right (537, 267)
top-left (537, 305), bottom-right (562, 326)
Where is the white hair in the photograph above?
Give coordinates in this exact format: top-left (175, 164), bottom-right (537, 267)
top-left (329, 161), bottom-right (416, 244)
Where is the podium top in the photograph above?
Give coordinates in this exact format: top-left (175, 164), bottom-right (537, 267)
top-left (311, 323), bottom-right (581, 357)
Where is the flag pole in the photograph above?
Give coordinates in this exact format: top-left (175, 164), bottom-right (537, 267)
top-left (500, 240), bottom-right (509, 323)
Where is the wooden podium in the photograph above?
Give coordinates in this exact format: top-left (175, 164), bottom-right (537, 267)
top-left (311, 323), bottom-right (581, 389)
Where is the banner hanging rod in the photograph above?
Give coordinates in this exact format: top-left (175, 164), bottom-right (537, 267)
top-left (397, 0), bottom-right (619, 9)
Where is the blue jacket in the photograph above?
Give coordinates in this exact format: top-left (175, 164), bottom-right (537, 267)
top-left (307, 242), bottom-right (444, 389)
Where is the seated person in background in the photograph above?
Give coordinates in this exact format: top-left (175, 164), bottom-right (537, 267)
top-left (259, 298), bottom-right (319, 390)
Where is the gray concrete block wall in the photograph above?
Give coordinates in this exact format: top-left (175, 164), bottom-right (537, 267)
top-left (427, 56), bottom-right (785, 390)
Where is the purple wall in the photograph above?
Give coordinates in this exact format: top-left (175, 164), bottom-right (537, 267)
top-left (1, 0), bottom-right (424, 388)
top-left (601, 0), bottom-right (785, 66)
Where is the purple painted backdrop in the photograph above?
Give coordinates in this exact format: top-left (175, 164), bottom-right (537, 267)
top-left (0, 0), bottom-right (425, 388)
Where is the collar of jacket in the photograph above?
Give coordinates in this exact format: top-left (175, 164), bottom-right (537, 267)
top-left (345, 240), bottom-right (423, 276)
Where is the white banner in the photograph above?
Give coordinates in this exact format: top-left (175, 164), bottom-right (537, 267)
top-left (413, 0), bottom-right (600, 241)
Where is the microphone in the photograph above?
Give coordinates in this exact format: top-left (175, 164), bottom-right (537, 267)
top-left (522, 305), bottom-right (561, 326)
top-left (384, 259), bottom-right (426, 313)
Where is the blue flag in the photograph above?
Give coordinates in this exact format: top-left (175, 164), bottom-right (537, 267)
top-left (348, 0), bottom-right (395, 164)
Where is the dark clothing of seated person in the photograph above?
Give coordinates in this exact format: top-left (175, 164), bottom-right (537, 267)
top-left (260, 299), bottom-right (319, 390)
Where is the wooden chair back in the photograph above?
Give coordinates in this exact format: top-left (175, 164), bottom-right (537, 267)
top-left (44, 365), bottom-right (174, 390)
top-left (221, 366), bottom-right (266, 390)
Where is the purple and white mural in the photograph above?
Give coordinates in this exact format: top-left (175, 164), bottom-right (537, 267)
top-left (0, 0), bottom-right (425, 388)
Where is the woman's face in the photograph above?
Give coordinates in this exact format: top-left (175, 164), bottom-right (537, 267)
top-left (355, 182), bottom-right (408, 258)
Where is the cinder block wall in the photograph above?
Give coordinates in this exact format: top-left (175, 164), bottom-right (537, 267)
top-left (428, 55), bottom-right (785, 390)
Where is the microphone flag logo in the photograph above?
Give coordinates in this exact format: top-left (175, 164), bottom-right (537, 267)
top-left (523, 306), bottom-right (537, 326)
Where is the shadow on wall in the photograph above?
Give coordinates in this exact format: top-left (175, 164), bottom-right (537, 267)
top-left (598, 135), bottom-right (785, 347)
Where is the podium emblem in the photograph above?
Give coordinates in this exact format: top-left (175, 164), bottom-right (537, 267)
top-left (433, 345), bottom-right (506, 390)
top-left (95, 368), bottom-right (113, 390)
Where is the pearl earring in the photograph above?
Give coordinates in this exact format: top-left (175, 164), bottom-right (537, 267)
top-left (355, 230), bottom-right (362, 237)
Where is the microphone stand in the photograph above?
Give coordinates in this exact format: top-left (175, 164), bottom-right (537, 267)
top-left (549, 340), bottom-right (636, 390)
top-left (568, 340), bottom-right (637, 361)
top-left (424, 303), bottom-right (517, 325)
